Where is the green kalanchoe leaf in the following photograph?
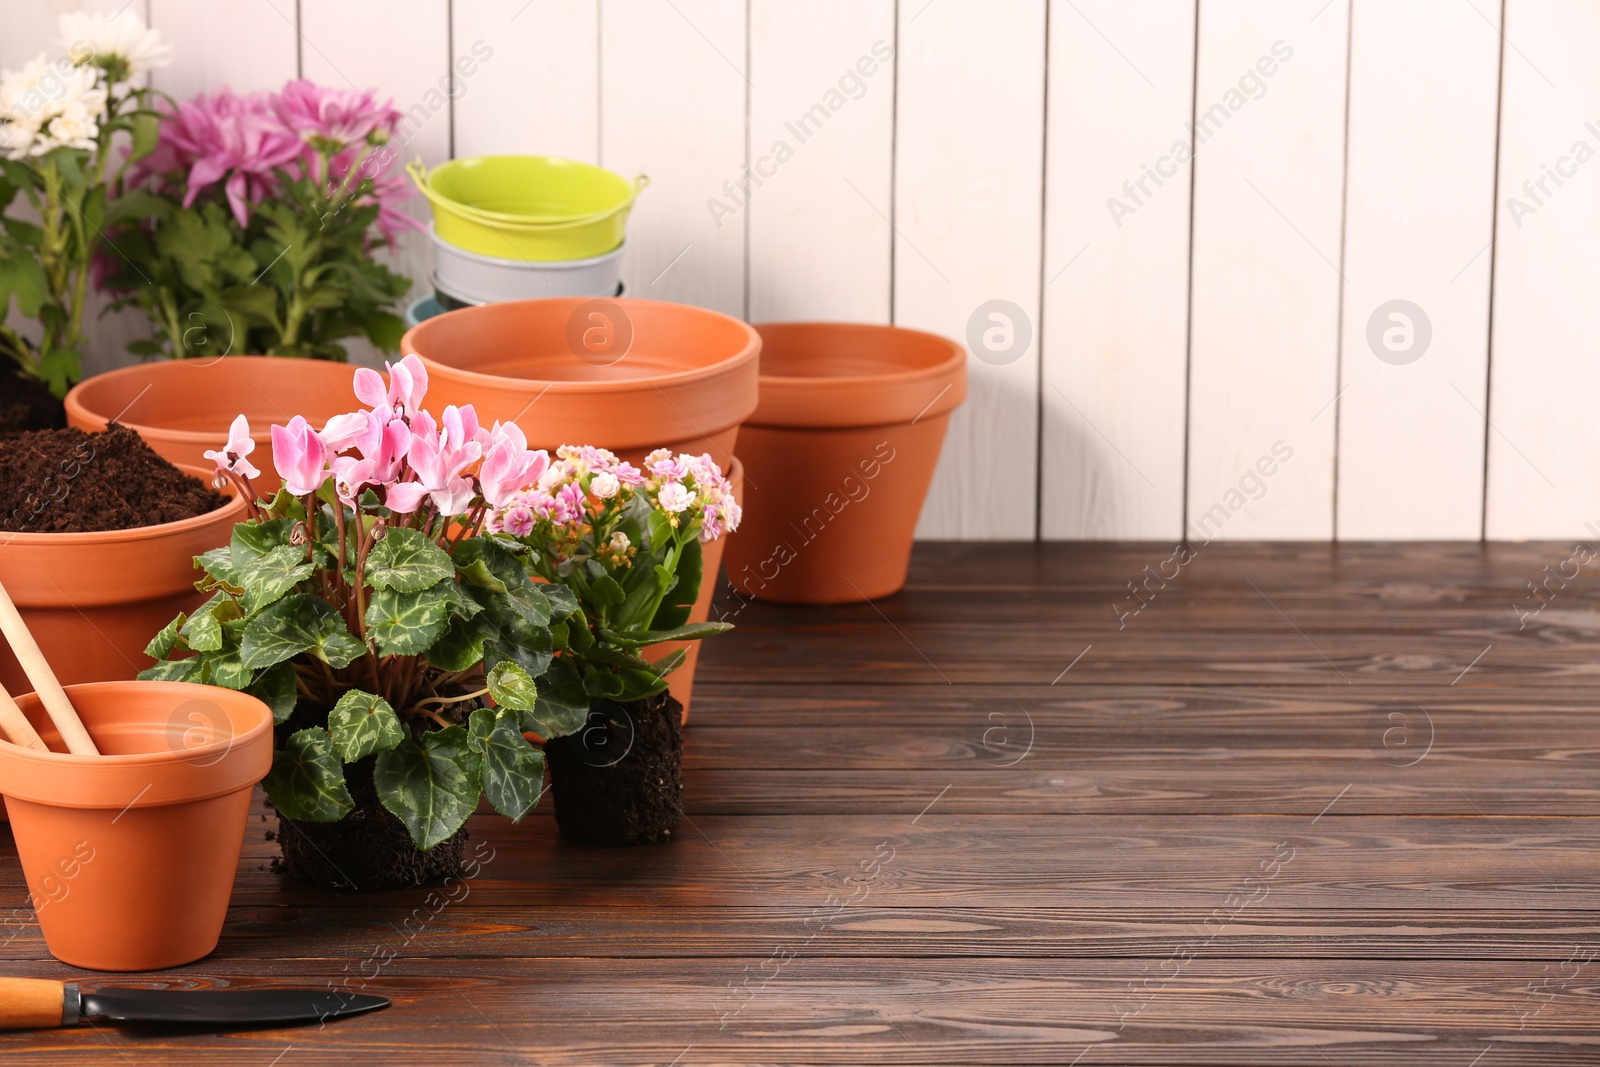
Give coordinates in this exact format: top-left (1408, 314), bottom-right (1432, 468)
top-left (598, 621), bottom-right (733, 648)
top-left (241, 594), bottom-right (363, 670)
top-left (246, 662), bottom-right (298, 724)
top-left (365, 526), bottom-right (455, 593)
top-left (469, 707), bottom-right (546, 822)
top-left (541, 582), bottom-right (579, 622)
top-left (264, 729), bottom-right (354, 822)
top-left (366, 583), bottom-right (450, 657)
top-left (327, 689), bottom-right (406, 763)
top-left (374, 727), bottom-right (482, 851)
top-left (456, 557), bottom-right (507, 594)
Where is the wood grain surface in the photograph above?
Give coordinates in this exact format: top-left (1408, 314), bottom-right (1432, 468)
top-left (1, 542), bottom-right (1597, 1064)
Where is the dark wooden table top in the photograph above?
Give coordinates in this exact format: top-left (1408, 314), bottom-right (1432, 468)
top-left (4, 541), bottom-right (1599, 1064)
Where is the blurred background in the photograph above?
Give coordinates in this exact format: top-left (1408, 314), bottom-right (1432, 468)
top-left (4, 0), bottom-right (1591, 542)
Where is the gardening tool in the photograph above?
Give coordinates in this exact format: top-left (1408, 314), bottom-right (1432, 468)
top-left (0, 678), bottom-right (46, 751)
top-left (0, 577), bottom-right (96, 755)
top-left (0, 978), bottom-right (388, 1030)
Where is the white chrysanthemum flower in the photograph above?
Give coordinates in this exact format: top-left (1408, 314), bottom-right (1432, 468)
top-left (0, 54), bottom-right (107, 159)
top-left (59, 11), bottom-right (173, 84)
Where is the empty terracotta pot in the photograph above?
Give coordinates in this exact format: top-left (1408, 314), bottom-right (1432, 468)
top-left (726, 323), bottom-right (966, 604)
top-left (642, 457), bottom-right (742, 724)
top-left (64, 357), bottom-right (361, 488)
top-left (0, 465), bottom-right (246, 696)
top-left (400, 297), bottom-right (761, 473)
top-left (0, 681), bottom-right (272, 970)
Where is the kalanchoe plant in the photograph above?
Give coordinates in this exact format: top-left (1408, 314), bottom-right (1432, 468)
top-left (490, 445), bottom-right (742, 703)
top-left (138, 355), bottom-right (615, 853)
top-left (0, 12), bottom-right (172, 394)
top-left (102, 80), bottom-right (417, 362)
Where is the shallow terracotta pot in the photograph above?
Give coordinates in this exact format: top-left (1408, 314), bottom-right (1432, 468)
top-left (726, 323), bottom-right (966, 605)
top-left (0, 465), bottom-right (246, 696)
top-left (642, 457), bottom-right (741, 724)
top-left (400, 297), bottom-right (761, 473)
top-left (0, 681), bottom-right (272, 970)
top-left (64, 356), bottom-right (360, 487)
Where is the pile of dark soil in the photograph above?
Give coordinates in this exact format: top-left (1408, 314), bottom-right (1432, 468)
top-left (0, 424), bottom-right (227, 534)
top-left (0, 363), bottom-right (66, 437)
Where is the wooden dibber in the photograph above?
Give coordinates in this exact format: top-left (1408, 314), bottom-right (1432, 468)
top-left (0, 578), bottom-right (97, 756)
top-left (0, 680), bottom-right (46, 751)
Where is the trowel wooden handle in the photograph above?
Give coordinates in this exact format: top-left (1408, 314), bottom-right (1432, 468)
top-left (0, 978), bottom-right (68, 1029)
top-left (0, 579), bottom-right (96, 756)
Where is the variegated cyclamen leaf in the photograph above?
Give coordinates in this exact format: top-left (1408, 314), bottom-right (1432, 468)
top-left (264, 729), bottom-right (354, 822)
top-left (241, 594), bottom-right (361, 670)
top-left (374, 728), bottom-right (481, 851)
top-left (178, 592), bottom-right (230, 652)
top-left (144, 614), bottom-right (187, 659)
top-left (327, 689), bottom-right (406, 763)
top-left (365, 583), bottom-right (450, 657)
top-left (136, 656), bottom-right (204, 683)
top-left (524, 657), bottom-right (589, 739)
top-left (485, 660), bottom-right (539, 713)
top-left (426, 613), bottom-right (490, 672)
top-left (246, 662), bottom-right (298, 724)
top-left (471, 708), bottom-right (545, 822)
top-left (228, 518), bottom-right (295, 571)
top-left (236, 543), bottom-right (315, 614)
top-left (365, 526), bottom-right (456, 593)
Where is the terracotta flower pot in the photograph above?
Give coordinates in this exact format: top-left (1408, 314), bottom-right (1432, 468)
top-left (404, 298), bottom-right (759, 720)
top-left (726, 323), bottom-right (966, 604)
top-left (0, 465), bottom-right (246, 697)
top-left (64, 356), bottom-right (361, 487)
top-left (640, 456), bottom-right (740, 724)
top-left (0, 681), bottom-right (272, 971)
top-left (400, 297), bottom-right (761, 473)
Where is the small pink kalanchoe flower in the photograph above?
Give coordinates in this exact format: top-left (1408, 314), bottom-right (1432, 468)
top-left (656, 482), bottom-right (694, 514)
top-left (204, 413), bottom-right (262, 481)
top-left (270, 415), bottom-right (329, 496)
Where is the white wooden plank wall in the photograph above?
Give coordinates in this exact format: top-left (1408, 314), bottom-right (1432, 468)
top-left (8, 0), bottom-right (1599, 542)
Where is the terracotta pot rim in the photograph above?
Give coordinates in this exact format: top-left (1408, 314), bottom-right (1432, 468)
top-left (64, 356), bottom-right (358, 446)
top-left (402, 296), bottom-right (762, 394)
top-left (0, 681), bottom-right (272, 773)
top-left (0, 463), bottom-right (246, 547)
top-left (749, 322), bottom-right (967, 429)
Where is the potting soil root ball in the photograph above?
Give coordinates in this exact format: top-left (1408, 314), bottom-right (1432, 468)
top-left (547, 691), bottom-right (684, 847)
top-left (273, 761), bottom-right (469, 890)
top-left (0, 424), bottom-right (227, 533)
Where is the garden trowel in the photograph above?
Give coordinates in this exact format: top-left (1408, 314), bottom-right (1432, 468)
top-left (0, 978), bottom-right (388, 1030)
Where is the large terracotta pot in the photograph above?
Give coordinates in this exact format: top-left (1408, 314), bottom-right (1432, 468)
top-left (726, 322), bottom-right (966, 604)
top-left (64, 357), bottom-right (361, 488)
top-left (400, 297), bottom-right (761, 473)
top-left (403, 298), bottom-right (759, 720)
top-left (0, 465), bottom-right (246, 696)
top-left (641, 457), bottom-right (741, 723)
top-left (0, 681), bottom-right (272, 970)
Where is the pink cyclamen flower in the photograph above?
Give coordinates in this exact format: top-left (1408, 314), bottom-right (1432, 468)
top-left (270, 415), bottom-right (329, 495)
top-left (353, 354), bottom-right (430, 418)
top-left (319, 410), bottom-right (369, 453)
top-left (203, 414), bottom-right (262, 481)
top-left (329, 417), bottom-right (410, 502)
top-left (385, 420), bottom-right (481, 516)
top-left (479, 422), bottom-right (549, 509)
top-left (657, 482), bottom-right (694, 514)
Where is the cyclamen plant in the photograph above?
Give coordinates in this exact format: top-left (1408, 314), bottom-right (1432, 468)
top-left (492, 446), bottom-right (741, 704)
top-left (0, 12), bottom-right (172, 393)
top-left (102, 79), bottom-right (418, 361)
top-left (137, 356), bottom-right (606, 851)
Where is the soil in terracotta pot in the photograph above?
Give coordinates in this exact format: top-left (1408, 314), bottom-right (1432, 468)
top-left (272, 758), bottom-right (469, 890)
top-left (0, 363), bottom-right (66, 438)
top-left (546, 690), bottom-right (684, 846)
top-left (0, 424), bottom-right (227, 533)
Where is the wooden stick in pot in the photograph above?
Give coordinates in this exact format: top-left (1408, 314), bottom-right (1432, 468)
top-left (0, 681), bottom-right (46, 751)
top-left (0, 579), bottom-right (97, 756)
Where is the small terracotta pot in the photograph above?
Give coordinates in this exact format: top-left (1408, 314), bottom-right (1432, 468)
top-left (64, 357), bottom-right (360, 487)
top-left (726, 323), bottom-right (966, 604)
top-left (400, 297), bottom-right (761, 473)
top-left (0, 681), bottom-right (272, 970)
top-left (642, 457), bottom-right (741, 725)
top-left (0, 465), bottom-right (245, 696)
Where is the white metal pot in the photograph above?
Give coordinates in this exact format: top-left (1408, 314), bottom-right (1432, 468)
top-left (430, 223), bottom-right (625, 304)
